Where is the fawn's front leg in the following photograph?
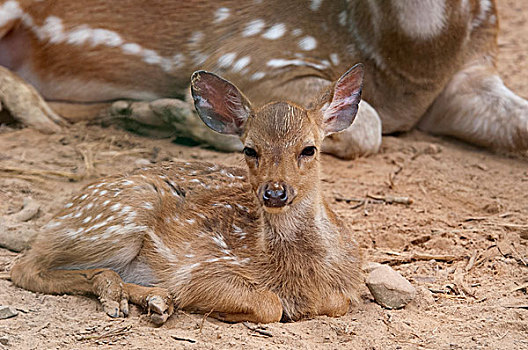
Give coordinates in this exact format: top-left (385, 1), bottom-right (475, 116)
top-left (316, 293), bottom-right (351, 318)
top-left (10, 256), bottom-right (173, 324)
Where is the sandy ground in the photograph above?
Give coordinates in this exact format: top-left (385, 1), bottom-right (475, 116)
top-left (0, 2), bottom-right (527, 349)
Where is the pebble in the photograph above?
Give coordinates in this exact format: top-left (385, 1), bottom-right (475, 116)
top-left (0, 306), bottom-right (19, 320)
top-left (366, 265), bottom-right (416, 309)
top-left (0, 336), bottom-right (8, 345)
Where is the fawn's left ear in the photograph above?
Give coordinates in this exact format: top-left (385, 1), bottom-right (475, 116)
top-left (191, 71), bottom-right (252, 135)
top-left (318, 63), bottom-right (364, 136)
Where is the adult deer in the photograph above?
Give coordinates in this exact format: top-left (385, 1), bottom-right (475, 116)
top-left (10, 66), bottom-right (364, 324)
top-left (0, 0), bottom-right (526, 158)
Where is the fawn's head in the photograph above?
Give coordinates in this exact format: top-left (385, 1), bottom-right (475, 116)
top-left (191, 64), bottom-right (363, 213)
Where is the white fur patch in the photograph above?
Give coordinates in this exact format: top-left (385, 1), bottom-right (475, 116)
top-left (393, 0), bottom-right (446, 40)
top-left (0, 1), bottom-right (23, 27)
top-left (262, 23), bottom-right (286, 40)
top-left (232, 56), bottom-right (251, 73)
top-left (298, 36), bottom-right (317, 51)
top-left (250, 72), bottom-right (266, 81)
top-left (338, 10), bottom-right (348, 26)
top-left (472, 0), bottom-right (492, 29)
top-left (310, 0), bottom-right (323, 11)
top-left (214, 7), bottom-right (230, 23)
top-left (218, 52), bottom-right (237, 68)
top-left (267, 58), bottom-right (329, 71)
top-left (242, 19), bottom-right (265, 37)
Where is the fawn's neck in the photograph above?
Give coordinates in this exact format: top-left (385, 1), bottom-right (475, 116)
top-left (260, 185), bottom-right (337, 255)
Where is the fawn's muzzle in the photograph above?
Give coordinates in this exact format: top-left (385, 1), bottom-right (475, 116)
top-left (261, 182), bottom-right (289, 208)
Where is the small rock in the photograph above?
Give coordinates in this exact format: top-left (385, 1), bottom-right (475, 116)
top-left (519, 228), bottom-right (528, 240)
top-left (135, 158), bottom-right (151, 167)
top-left (0, 306), bottom-right (19, 320)
top-left (366, 265), bottom-right (416, 309)
top-left (0, 220), bottom-right (36, 252)
top-left (12, 197), bottom-right (40, 222)
top-left (0, 336), bottom-right (8, 345)
top-left (362, 261), bottom-right (383, 273)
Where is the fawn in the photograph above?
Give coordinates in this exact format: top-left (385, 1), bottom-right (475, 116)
top-left (10, 65), bottom-right (364, 324)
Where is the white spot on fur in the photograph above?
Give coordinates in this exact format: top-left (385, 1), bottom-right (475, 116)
top-left (185, 219), bottom-right (196, 224)
top-left (472, 0), bottom-right (492, 29)
top-left (80, 194), bottom-right (88, 200)
top-left (232, 56), bottom-right (251, 73)
top-left (214, 7), bottom-right (230, 23)
top-left (121, 43), bottom-right (142, 54)
top-left (212, 234), bottom-right (228, 250)
top-left (267, 58), bottom-right (329, 70)
top-left (338, 10), bottom-right (348, 26)
top-left (99, 190), bottom-right (108, 196)
top-left (142, 202), bottom-right (153, 210)
top-left (393, 0), bottom-right (446, 40)
top-left (86, 202), bottom-right (94, 210)
top-left (250, 72), bottom-right (266, 81)
top-left (218, 52), bottom-right (237, 68)
top-left (103, 200), bottom-right (111, 206)
top-left (298, 36), bottom-right (317, 51)
top-left (262, 23), bottom-right (286, 40)
top-left (310, 0), bottom-right (323, 11)
top-left (64, 202), bottom-right (73, 208)
top-left (291, 28), bottom-right (303, 37)
top-left (329, 54), bottom-right (340, 67)
top-left (111, 203), bottom-right (122, 211)
top-left (243, 19), bottom-right (265, 37)
top-left (82, 216), bottom-right (92, 223)
top-left (0, 1), bottom-right (23, 27)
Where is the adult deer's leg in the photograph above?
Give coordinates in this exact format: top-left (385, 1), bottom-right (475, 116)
top-left (0, 66), bottom-right (67, 132)
top-left (418, 62), bottom-right (528, 151)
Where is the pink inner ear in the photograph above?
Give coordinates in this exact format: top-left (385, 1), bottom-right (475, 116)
top-left (192, 71), bottom-right (251, 134)
top-left (322, 64), bottom-right (364, 135)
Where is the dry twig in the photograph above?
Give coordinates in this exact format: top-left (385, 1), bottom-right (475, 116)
top-left (376, 251), bottom-right (462, 265)
top-left (171, 335), bottom-right (197, 343)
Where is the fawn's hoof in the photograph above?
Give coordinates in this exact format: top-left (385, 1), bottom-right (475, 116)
top-left (146, 292), bottom-right (173, 325)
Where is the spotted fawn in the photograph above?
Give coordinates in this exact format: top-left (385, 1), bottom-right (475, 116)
top-left (11, 65), bottom-right (364, 324)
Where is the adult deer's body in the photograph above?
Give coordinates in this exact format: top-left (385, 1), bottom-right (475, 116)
top-left (10, 67), bottom-right (364, 324)
top-left (1, 0), bottom-right (527, 158)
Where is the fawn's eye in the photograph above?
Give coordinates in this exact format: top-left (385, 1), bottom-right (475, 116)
top-left (300, 146), bottom-right (316, 157)
top-left (243, 147), bottom-right (258, 158)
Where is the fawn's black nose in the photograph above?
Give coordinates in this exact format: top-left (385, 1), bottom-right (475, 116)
top-left (262, 183), bottom-right (288, 207)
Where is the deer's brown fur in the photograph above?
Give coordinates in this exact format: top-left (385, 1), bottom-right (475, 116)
top-left (11, 67), bottom-right (364, 324)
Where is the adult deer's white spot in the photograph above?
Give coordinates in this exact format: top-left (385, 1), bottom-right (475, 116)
top-left (242, 19), bottom-right (265, 37)
top-left (214, 7), bottom-right (230, 23)
top-left (250, 72), bottom-right (266, 81)
top-left (121, 43), bottom-right (142, 54)
top-left (338, 11), bottom-right (348, 26)
top-left (298, 36), bottom-right (317, 51)
top-left (0, 1), bottom-right (23, 27)
top-left (232, 56), bottom-right (251, 73)
top-left (291, 28), bottom-right (303, 37)
top-left (267, 58), bottom-right (329, 70)
top-left (393, 0), bottom-right (446, 40)
top-left (310, 0), bottom-right (323, 11)
top-left (330, 53), bottom-right (340, 66)
top-left (218, 53), bottom-right (237, 68)
top-left (262, 23), bottom-right (286, 40)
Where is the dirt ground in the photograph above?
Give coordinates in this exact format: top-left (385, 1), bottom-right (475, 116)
top-left (1, 2), bottom-right (527, 349)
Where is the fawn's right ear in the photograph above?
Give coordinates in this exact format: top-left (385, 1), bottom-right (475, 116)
top-left (191, 71), bottom-right (252, 135)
